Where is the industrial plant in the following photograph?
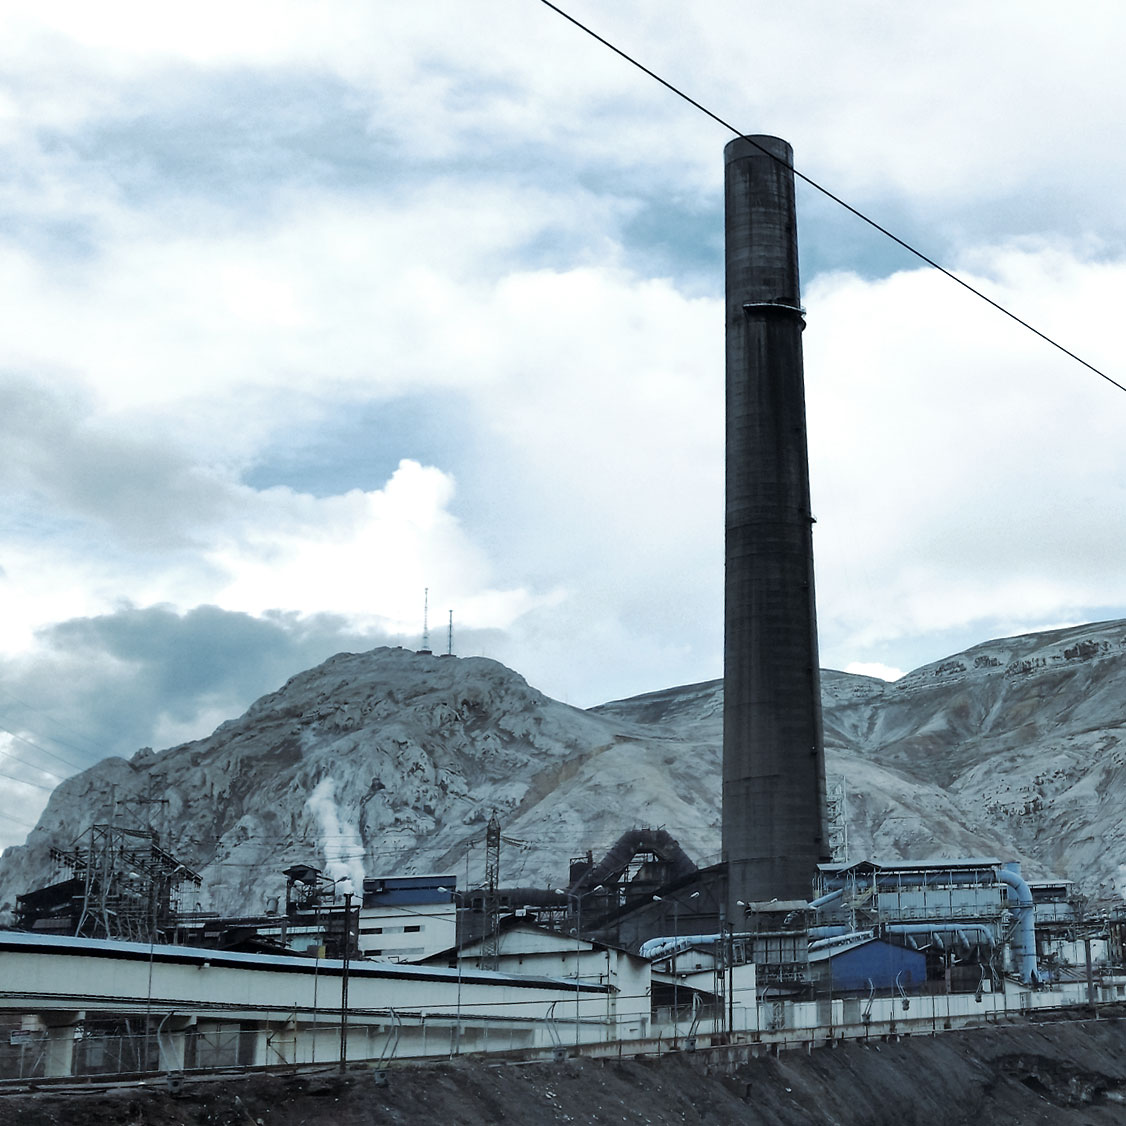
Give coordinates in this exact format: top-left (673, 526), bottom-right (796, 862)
top-left (2, 138), bottom-right (1124, 1084)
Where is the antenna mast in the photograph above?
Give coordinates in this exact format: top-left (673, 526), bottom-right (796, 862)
top-left (420, 588), bottom-right (431, 654)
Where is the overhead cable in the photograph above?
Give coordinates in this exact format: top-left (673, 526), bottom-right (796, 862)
top-left (0, 684), bottom-right (107, 763)
top-left (0, 723), bottom-right (79, 781)
top-left (537, 0), bottom-right (1125, 396)
top-left (0, 766), bottom-right (55, 793)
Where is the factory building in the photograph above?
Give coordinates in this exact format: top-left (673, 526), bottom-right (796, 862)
top-left (739, 859), bottom-right (1041, 996)
top-left (358, 875), bottom-right (457, 962)
top-left (5, 136), bottom-right (1126, 1086)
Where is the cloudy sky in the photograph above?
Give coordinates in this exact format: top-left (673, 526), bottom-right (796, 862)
top-left (2, 0), bottom-right (1125, 849)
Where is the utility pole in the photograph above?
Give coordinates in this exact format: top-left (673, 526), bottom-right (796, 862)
top-left (339, 892), bottom-right (353, 1071)
top-left (726, 924), bottom-right (735, 1040)
top-left (1085, 934), bottom-right (1097, 1018)
top-left (574, 894), bottom-right (582, 1048)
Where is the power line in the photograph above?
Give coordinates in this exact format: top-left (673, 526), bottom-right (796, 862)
top-left (537, 0), bottom-right (1125, 396)
top-left (0, 717), bottom-right (95, 777)
top-left (0, 684), bottom-right (107, 764)
top-left (0, 810), bottom-right (40, 831)
top-left (0, 767), bottom-right (55, 794)
top-left (0, 746), bottom-right (66, 784)
top-left (0, 726), bottom-right (71, 781)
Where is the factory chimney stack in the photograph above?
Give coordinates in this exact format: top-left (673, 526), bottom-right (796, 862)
top-left (722, 136), bottom-right (829, 921)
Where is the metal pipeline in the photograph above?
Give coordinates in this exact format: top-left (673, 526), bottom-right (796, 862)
top-left (808, 931), bottom-right (876, 953)
top-left (808, 888), bottom-right (845, 910)
top-left (999, 863), bottom-right (1039, 984)
top-left (884, 923), bottom-right (996, 950)
top-left (639, 934), bottom-right (722, 960)
top-left (639, 932), bottom-right (755, 961)
top-left (570, 829), bottom-right (697, 896)
top-left (809, 925), bottom-right (849, 939)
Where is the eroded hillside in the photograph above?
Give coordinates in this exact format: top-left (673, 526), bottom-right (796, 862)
top-left (1, 620), bottom-right (1124, 918)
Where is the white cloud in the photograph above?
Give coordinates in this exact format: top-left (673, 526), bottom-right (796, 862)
top-left (1, 0), bottom-right (1125, 781)
top-left (0, 450), bottom-right (538, 659)
top-left (208, 460), bottom-right (537, 632)
top-left (0, 186), bottom-right (630, 430)
top-left (5, 228), bottom-right (1125, 711)
top-left (843, 662), bottom-right (903, 683)
top-left (6, 2), bottom-right (1123, 238)
top-left (805, 242), bottom-right (1126, 667)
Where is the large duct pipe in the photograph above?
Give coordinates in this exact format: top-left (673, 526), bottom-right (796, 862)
top-left (885, 923), bottom-right (997, 950)
top-left (809, 925), bottom-right (850, 939)
top-left (808, 887), bottom-right (844, 911)
top-left (569, 828), bottom-right (697, 896)
top-left (809, 931), bottom-right (877, 953)
top-left (723, 135), bottom-right (829, 922)
top-left (639, 934), bottom-right (724, 961)
top-left (639, 932), bottom-right (755, 961)
top-left (999, 863), bottom-right (1039, 984)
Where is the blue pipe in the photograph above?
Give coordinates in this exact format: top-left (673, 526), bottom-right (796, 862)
top-left (885, 923), bottom-right (995, 950)
top-left (809, 888), bottom-right (845, 910)
top-left (999, 864), bottom-right (1039, 984)
top-left (809, 931), bottom-right (876, 953)
top-left (639, 932), bottom-right (756, 961)
top-left (639, 934), bottom-right (720, 960)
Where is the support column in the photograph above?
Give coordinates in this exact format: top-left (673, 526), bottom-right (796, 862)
top-left (39, 1011), bottom-right (84, 1079)
top-left (158, 1015), bottom-right (197, 1072)
top-left (263, 1018), bottom-right (298, 1066)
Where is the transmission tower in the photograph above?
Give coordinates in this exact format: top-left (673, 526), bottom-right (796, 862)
top-left (116, 774), bottom-right (169, 841)
top-left (53, 822), bottom-right (202, 942)
top-left (482, 810), bottom-right (502, 971)
top-left (825, 777), bottom-right (849, 864)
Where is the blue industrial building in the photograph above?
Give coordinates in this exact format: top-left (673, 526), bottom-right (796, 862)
top-left (813, 937), bottom-right (927, 993)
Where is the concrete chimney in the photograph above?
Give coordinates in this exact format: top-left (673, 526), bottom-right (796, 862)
top-left (722, 136), bottom-right (829, 920)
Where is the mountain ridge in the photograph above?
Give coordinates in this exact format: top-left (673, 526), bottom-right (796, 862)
top-left (2, 620), bottom-right (1124, 920)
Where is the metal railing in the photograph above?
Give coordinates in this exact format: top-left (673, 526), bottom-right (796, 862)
top-left (3, 978), bottom-right (1123, 1086)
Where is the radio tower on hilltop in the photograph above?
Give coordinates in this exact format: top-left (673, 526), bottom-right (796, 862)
top-left (419, 588), bottom-right (431, 655)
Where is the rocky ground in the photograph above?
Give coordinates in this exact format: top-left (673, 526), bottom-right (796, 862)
top-left (3, 1017), bottom-right (1126, 1125)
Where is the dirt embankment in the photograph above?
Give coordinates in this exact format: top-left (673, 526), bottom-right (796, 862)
top-left (3, 1018), bottom-right (1126, 1125)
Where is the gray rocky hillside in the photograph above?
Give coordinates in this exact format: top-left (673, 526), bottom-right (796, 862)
top-left (1, 620), bottom-right (1124, 921)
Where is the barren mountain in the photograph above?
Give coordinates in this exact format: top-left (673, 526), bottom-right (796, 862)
top-left (1, 620), bottom-right (1124, 921)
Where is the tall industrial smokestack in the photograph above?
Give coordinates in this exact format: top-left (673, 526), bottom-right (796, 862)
top-left (722, 136), bottom-right (829, 920)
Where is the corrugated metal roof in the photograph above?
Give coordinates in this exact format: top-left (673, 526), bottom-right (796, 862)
top-left (818, 857), bottom-right (1002, 874)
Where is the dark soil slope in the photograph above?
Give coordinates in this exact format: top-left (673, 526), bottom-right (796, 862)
top-left (3, 1018), bottom-right (1126, 1125)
